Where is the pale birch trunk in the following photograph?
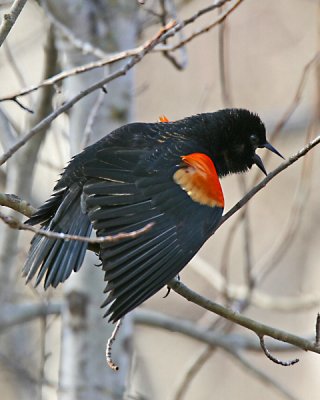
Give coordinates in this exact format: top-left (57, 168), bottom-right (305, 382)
top-left (46, 2), bottom-right (138, 399)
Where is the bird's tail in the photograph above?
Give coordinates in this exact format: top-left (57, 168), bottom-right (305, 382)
top-left (22, 184), bottom-right (92, 289)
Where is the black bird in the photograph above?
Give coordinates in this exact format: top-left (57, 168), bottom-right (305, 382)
top-left (23, 109), bottom-right (283, 322)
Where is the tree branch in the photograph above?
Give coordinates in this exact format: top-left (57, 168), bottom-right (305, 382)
top-left (0, 0), bottom-right (237, 103)
top-left (0, 0), bottom-right (27, 47)
top-left (168, 279), bottom-right (320, 355)
top-left (0, 193), bottom-right (36, 216)
top-left (0, 210), bottom-right (154, 244)
top-left (0, 302), bottom-right (61, 333)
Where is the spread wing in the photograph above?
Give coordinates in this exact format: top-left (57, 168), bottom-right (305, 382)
top-left (83, 143), bottom-right (223, 322)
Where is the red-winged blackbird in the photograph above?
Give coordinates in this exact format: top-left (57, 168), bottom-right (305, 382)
top-left (23, 108), bottom-right (283, 322)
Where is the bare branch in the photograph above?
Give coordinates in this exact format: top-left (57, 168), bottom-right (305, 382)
top-left (0, 0), bottom-right (237, 103)
top-left (190, 255), bottom-right (320, 312)
top-left (42, 0), bottom-right (108, 59)
top-left (0, 211), bottom-right (154, 244)
top-left (0, 193), bottom-right (36, 216)
top-left (0, 0), bottom-right (27, 47)
top-left (0, 20), bottom-right (176, 166)
top-left (106, 319), bottom-right (122, 371)
top-left (259, 335), bottom-right (299, 367)
top-left (168, 278), bottom-right (320, 355)
top-left (167, 0), bottom-right (244, 53)
top-left (0, 302), bottom-right (61, 333)
top-left (134, 309), bottom-right (310, 353)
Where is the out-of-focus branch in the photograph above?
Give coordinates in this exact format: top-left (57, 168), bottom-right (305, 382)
top-left (229, 351), bottom-right (300, 400)
top-left (190, 255), bottom-right (320, 311)
top-left (136, 307), bottom-right (315, 399)
top-left (0, 108), bottom-right (17, 151)
top-left (41, 0), bottom-right (108, 59)
top-left (0, 0), bottom-right (238, 103)
top-left (0, 302), bottom-right (61, 333)
top-left (167, 0), bottom-right (244, 53)
top-left (0, 20), bottom-right (176, 166)
top-left (134, 309), bottom-right (305, 353)
top-left (0, 0), bottom-right (27, 47)
top-left (168, 279), bottom-right (320, 355)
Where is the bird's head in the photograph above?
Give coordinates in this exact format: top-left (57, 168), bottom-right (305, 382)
top-left (207, 109), bottom-right (283, 177)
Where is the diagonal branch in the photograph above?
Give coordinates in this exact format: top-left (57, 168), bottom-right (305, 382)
top-left (0, 20), bottom-right (176, 166)
top-left (168, 279), bottom-right (320, 355)
top-left (0, 0), bottom-right (237, 103)
top-left (0, 0), bottom-right (27, 47)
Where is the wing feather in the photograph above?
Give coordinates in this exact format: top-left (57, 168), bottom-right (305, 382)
top-left (83, 146), bottom-right (223, 322)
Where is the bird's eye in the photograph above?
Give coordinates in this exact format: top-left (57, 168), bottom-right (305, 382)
top-left (250, 134), bottom-right (259, 146)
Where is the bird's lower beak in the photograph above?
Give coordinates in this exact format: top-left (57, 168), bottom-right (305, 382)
top-left (253, 153), bottom-right (267, 175)
top-left (254, 141), bottom-right (284, 176)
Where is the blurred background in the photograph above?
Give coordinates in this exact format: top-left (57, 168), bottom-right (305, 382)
top-left (0, 1), bottom-right (320, 399)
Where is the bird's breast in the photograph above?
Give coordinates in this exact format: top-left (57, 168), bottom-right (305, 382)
top-left (173, 153), bottom-right (224, 208)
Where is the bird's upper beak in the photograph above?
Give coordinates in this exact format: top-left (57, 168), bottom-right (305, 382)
top-left (253, 142), bottom-right (284, 176)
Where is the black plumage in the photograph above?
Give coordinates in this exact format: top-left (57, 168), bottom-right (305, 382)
top-left (22, 108), bottom-right (282, 322)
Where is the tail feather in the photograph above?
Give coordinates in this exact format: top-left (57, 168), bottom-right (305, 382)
top-left (23, 184), bottom-right (92, 288)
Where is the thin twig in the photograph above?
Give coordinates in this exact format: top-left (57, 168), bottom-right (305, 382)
top-left (0, 20), bottom-right (176, 166)
top-left (106, 319), bottom-right (122, 371)
top-left (259, 335), bottom-right (299, 366)
top-left (0, 211), bottom-right (154, 244)
top-left (12, 97), bottom-right (34, 113)
top-left (166, 0), bottom-right (244, 52)
top-left (0, 0), bottom-right (235, 103)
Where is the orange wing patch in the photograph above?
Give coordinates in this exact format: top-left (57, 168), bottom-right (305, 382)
top-left (173, 153), bottom-right (224, 208)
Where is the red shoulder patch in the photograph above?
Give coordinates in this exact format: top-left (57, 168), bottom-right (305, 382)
top-left (173, 153), bottom-right (224, 208)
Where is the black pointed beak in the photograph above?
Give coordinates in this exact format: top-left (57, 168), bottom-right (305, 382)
top-left (253, 142), bottom-right (284, 175)
top-left (253, 153), bottom-right (267, 175)
top-left (263, 142), bottom-right (284, 159)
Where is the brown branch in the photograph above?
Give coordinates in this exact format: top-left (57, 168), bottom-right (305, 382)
top-left (169, 0), bottom-right (244, 53)
top-left (0, 211), bottom-right (154, 244)
top-left (0, 0), bottom-right (235, 103)
top-left (0, 20), bottom-right (177, 166)
top-left (0, 193), bottom-right (36, 217)
top-left (169, 279), bottom-right (320, 355)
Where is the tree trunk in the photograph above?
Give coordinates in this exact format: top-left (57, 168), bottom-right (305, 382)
top-left (46, 1), bottom-right (138, 399)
